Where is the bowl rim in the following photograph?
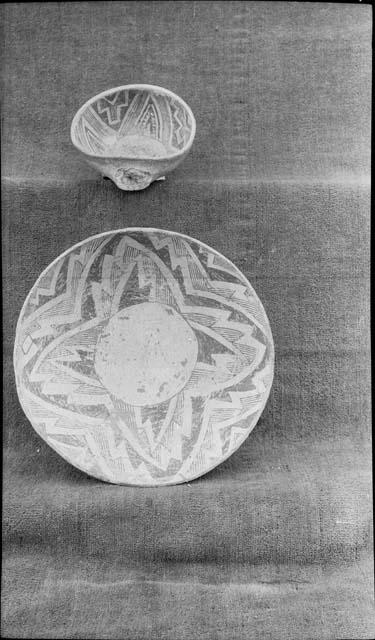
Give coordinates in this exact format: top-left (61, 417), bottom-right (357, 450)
top-left (70, 84), bottom-right (196, 161)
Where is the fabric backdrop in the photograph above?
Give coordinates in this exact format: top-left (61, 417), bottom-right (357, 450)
top-left (2, 2), bottom-right (373, 639)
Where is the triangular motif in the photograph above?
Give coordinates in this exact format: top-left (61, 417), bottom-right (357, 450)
top-left (137, 99), bottom-right (161, 139)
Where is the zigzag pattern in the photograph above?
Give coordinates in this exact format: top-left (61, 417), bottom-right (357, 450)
top-left (171, 102), bottom-right (186, 146)
top-left (149, 233), bottom-right (271, 335)
top-left (15, 231), bottom-right (274, 485)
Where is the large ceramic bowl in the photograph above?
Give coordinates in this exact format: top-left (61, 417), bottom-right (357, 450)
top-left (14, 229), bottom-right (274, 486)
top-left (71, 85), bottom-right (196, 191)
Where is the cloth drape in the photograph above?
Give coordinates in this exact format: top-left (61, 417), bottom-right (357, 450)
top-left (2, 2), bottom-right (372, 638)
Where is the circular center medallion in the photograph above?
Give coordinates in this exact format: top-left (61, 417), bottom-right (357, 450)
top-left (94, 302), bottom-right (198, 406)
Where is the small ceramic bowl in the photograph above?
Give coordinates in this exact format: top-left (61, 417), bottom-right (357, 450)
top-left (71, 84), bottom-right (196, 191)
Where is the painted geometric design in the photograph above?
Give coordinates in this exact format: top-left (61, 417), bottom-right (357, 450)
top-left (96, 90), bottom-right (130, 126)
top-left (73, 89), bottom-right (193, 156)
top-left (14, 230), bottom-right (274, 486)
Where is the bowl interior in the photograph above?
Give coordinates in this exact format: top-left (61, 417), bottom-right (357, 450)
top-left (72, 86), bottom-right (195, 158)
